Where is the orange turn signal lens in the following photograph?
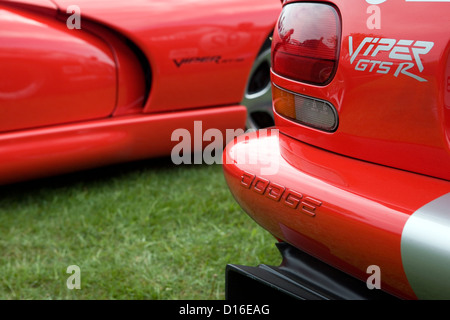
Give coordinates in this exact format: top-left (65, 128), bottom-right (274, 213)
top-left (273, 85), bottom-right (338, 132)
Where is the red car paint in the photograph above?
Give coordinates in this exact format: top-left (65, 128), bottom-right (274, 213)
top-left (223, 0), bottom-right (450, 299)
top-left (273, 0), bottom-right (450, 181)
top-left (0, 0), bottom-right (280, 184)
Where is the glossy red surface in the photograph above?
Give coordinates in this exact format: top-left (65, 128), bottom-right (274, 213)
top-left (3, 0), bottom-right (56, 12)
top-left (52, 0), bottom-right (280, 113)
top-left (272, 0), bottom-right (450, 181)
top-left (223, 0), bottom-right (450, 300)
top-left (223, 131), bottom-right (450, 299)
top-left (0, 0), bottom-right (281, 183)
top-left (0, 5), bottom-right (116, 132)
top-left (1, 105), bottom-right (246, 185)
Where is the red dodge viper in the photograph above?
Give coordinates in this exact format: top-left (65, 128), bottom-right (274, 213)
top-left (224, 0), bottom-right (450, 300)
top-left (0, 0), bottom-right (280, 184)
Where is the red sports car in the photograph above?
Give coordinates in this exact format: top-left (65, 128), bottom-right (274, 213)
top-left (224, 0), bottom-right (450, 300)
top-left (0, 0), bottom-right (280, 184)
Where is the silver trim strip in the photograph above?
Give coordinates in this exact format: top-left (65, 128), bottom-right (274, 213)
top-left (401, 193), bottom-right (450, 299)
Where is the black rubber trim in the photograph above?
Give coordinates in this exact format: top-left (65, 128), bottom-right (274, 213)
top-left (225, 242), bottom-right (399, 300)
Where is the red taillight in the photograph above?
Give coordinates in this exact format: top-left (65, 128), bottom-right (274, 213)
top-left (272, 3), bottom-right (340, 85)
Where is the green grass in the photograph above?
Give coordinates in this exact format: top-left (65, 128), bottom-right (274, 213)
top-left (0, 158), bottom-right (281, 300)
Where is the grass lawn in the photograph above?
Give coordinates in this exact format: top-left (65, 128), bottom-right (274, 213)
top-left (0, 158), bottom-right (281, 300)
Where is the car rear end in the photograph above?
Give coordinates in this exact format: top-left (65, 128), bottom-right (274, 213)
top-left (223, 0), bottom-right (450, 300)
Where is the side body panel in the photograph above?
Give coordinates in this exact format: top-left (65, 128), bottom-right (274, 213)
top-left (0, 0), bottom-right (281, 183)
top-left (1, 106), bottom-right (247, 185)
top-left (52, 0), bottom-right (281, 113)
top-left (0, 4), bottom-right (116, 132)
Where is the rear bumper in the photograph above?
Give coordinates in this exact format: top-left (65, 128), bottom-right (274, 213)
top-left (223, 131), bottom-right (450, 300)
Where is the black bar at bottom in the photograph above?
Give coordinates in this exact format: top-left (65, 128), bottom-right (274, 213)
top-left (226, 242), bottom-right (398, 300)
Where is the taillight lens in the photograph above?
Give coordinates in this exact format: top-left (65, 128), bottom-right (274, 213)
top-left (272, 3), bottom-right (340, 85)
